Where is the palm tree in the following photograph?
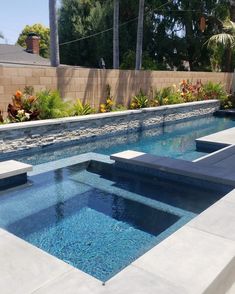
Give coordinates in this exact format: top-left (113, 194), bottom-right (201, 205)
top-left (207, 20), bottom-right (235, 49)
top-left (113, 0), bottom-right (119, 69)
top-left (207, 20), bottom-right (235, 72)
top-left (49, 0), bottom-right (60, 67)
top-left (135, 0), bottom-right (145, 70)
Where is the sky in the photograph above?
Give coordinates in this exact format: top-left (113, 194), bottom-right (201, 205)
top-left (0, 0), bottom-right (54, 44)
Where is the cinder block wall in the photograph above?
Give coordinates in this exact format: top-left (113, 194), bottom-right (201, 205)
top-left (0, 64), bottom-right (233, 114)
top-left (0, 65), bottom-right (57, 114)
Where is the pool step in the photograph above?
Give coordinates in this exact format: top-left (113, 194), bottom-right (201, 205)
top-left (0, 160), bottom-right (32, 190)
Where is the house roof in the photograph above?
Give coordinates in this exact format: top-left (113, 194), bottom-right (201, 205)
top-left (0, 44), bottom-right (50, 66)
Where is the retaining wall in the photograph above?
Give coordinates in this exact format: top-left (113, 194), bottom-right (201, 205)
top-left (0, 64), bottom-right (232, 114)
top-left (0, 100), bottom-right (220, 155)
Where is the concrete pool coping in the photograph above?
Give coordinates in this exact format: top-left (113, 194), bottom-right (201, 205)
top-left (0, 151), bottom-right (234, 293)
top-left (196, 126), bottom-right (235, 152)
top-left (0, 160), bottom-right (32, 179)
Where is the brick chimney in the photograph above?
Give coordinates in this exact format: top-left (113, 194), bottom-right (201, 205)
top-left (25, 32), bottom-right (40, 54)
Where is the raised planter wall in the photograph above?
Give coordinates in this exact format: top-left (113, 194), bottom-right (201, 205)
top-left (0, 100), bottom-right (220, 155)
top-left (0, 64), bottom-right (232, 114)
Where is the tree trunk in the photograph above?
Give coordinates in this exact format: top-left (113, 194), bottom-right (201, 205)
top-left (229, 0), bottom-right (235, 21)
top-left (113, 0), bottom-right (119, 69)
top-left (135, 0), bottom-right (145, 70)
top-left (49, 0), bottom-right (60, 67)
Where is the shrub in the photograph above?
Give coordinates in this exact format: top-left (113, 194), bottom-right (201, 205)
top-left (111, 104), bottom-right (127, 112)
top-left (35, 90), bottom-right (70, 119)
top-left (130, 90), bottom-right (149, 109)
top-left (154, 86), bottom-right (184, 106)
top-left (72, 99), bottom-right (94, 115)
top-left (179, 80), bottom-right (203, 102)
top-left (202, 82), bottom-right (230, 109)
top-left (7, 88), bottom-right (39, 122)
top-left (100, 85), bottom-right (114, 113)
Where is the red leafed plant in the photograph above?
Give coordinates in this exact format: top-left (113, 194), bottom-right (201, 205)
top-left (179, 79), bottom-right (204, 102)
top-left (7, 86), bottom-right (39, 122)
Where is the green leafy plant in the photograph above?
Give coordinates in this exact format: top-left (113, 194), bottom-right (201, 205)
top-left (130, 90), bottom-right (149, 109)
top-left (72, 99), bottom-right (94, 115)
top-left (111, 104), bottom-right (127, 112)
top-left (202, 81), bottom-right (230, 109)
top-left (36, 90), bottom-right (69, 119)
top-left (153, 86), bottom-right (184, 106)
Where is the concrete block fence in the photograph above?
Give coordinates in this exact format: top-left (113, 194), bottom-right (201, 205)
top-left (0, 64), bottom-right (232, 114)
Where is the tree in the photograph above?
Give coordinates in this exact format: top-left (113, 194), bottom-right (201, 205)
top-left (207, 20), bottom-right (235, 71)
top-left (49, 0), bottom-right (60, 67)
top-left (17, 24), bottom-right (50, 58)
top-left (58, 0), bottom-right (232, 71)
top-left (208, 20), bottom-right (235, 49)
top-left (113, 0), bottom-right (119, 69)
top-left (59, 0), bottom-right (113, 67)
top-left (135, 0), bottom-right (145, 70)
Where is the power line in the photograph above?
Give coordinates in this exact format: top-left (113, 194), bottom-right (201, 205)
top-left (59, 0), bottom-right (174, 46)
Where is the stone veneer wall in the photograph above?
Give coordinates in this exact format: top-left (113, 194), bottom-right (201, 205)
top-left (0, 64), bottom-right (232, 114)
top-left (0, 100), bottom-right (219, 155)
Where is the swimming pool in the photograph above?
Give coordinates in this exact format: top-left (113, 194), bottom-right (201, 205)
top-left (13, 115), bottom-right (235, 165)
top-left (0, 161), bottom-right (229, 281)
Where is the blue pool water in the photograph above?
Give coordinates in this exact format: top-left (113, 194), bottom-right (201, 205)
top-left (0, 163), bottom-right (228, 281)
top-left (14, 116), bottom-right (235, 165)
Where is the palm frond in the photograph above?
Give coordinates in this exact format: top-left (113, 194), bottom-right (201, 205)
top-left (207, 33), bottom-right (235, 48)
top-left (223, 20), bottom-right (235, 34)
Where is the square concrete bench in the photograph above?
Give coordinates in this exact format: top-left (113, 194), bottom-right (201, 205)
top-left (0, 160), bottom-right (32, 190)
